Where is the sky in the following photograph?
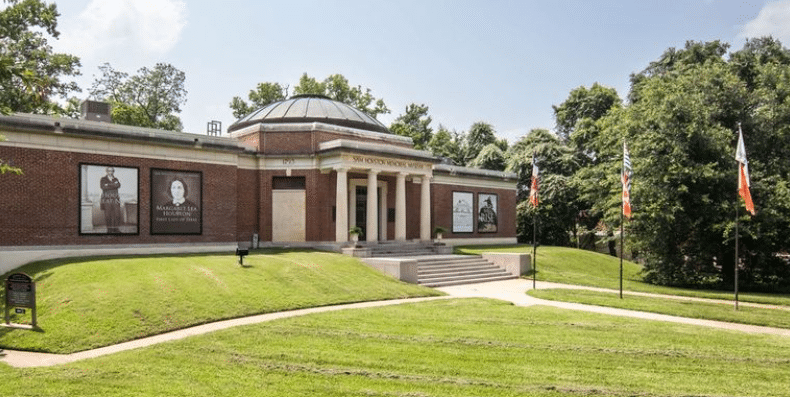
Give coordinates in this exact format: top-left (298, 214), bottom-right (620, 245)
top-left (47, 0), bottom-right (790, 143)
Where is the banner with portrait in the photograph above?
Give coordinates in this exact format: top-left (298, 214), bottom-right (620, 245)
top-left (79, 164), bottom-right (139, 235)
top-left (150, 169), bottom-right (202, 235)
top-left (477, 193), bottom-right (498, 233)
top-left (452, 191), bottom-right (474, 233)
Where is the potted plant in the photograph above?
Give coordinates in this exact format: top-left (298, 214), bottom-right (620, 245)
top-left (433, 226), bottom-right (447, 244)
top-left (349, 226), bottom-right (363, 246)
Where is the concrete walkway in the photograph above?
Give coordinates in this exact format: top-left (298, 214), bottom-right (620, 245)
top-left (3, 279), bottom-right (789, 368)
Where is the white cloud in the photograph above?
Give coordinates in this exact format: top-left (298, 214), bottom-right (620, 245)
top-left (738, 1), bottom-right (790, 44)
top-left (55, 0), bottom-right (187, 63)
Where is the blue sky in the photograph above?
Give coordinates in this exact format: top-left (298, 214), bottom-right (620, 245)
top-left (50, 0), bottom-right (790, 143)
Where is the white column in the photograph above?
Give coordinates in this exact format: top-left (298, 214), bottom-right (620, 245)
top-left (420, 175), bottom-right (431, 241)
top-left (367, 169), bottom-right (379, 243)
top-left (395, 172), bottom-right (407, 241)
top-left (335, 167), bottom-right (348, 242)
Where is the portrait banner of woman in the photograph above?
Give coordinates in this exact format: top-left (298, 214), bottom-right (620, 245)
top-left (150, 169), bottom-right (202, 235)
top-left (79, 164), bottom-right (139, 235)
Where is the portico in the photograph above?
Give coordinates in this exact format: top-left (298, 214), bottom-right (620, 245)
top-left (323, 143), bottom-right (435, 244)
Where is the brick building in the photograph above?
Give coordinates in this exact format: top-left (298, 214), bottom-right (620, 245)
top-left (0, 96), bottom-right (517, 272)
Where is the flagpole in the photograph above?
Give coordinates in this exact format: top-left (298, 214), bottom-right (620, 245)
top-left (735, 195), bottom-right (739, 311)
top-left (620, 205), bottom-right (624, 299)
top-left (532, 212), bottom-right (537, 290)
top-left (734, 122), bottom-right (744, 311)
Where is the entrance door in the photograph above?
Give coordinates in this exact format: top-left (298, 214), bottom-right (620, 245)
top-left (355, 186), bottom-right (367, 241)
top-left (354, 185), bottom-right (384, 242)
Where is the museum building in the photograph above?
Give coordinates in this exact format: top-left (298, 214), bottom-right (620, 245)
top-left (0, 96), bottom-right (517, 272)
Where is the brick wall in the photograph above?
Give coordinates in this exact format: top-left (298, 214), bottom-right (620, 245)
top-left (0, 145), bottom-right (238, 247)
top-left (431, 183), bottom-right (517, 239)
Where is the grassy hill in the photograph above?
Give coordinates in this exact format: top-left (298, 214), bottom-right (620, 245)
top-left (2, 299), bottom-right (790, 396)
top-left (0, 249), bottom-right (440, 353)
top-left (457, 244), bottom-right (790, 306)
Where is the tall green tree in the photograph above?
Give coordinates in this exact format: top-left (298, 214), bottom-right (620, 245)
top-left (507, 128), bottom-right (579, 245)
top-left (553, 83), bottom-right (621, 145)
top-left (468, 143), bottom-right (506, 171)
top-left (464, 121), bottom-right (496, 164)
top-left (229, 82), bottom-right (286, 119)
top-left (0, 0), bottom-right (81, 115)
top-left (389, 103), bottom-right (433, 149)
top-left (427, 125), bottom-right (465, 165)
top-left (89, 63), bottom-right (187, 131)
top-left (582, 41), bottom-right (752, 288)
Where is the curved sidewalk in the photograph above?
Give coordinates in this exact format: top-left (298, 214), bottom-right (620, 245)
top-left (436, 278), bottom-right (790, 337)
top-left (0, 296), bottom-right (450, 368)
top-left (3, 279), bottom-right (789, 368)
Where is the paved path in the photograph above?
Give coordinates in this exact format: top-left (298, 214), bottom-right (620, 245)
top-left (2, 279), bottom-right (789, 368)
top-left (437, 279), bottom-right (790, 337)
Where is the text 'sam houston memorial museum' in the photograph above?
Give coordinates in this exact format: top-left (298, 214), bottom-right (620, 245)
top-left (0, 96), bottom-right (517, 275)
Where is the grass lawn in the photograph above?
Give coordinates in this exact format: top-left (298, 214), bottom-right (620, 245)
top-left (0, 249), bottom-right (440, 354)
top-left (456, 244), bottom-right (790, 306)
top-left (2, 299), bottom-right (789, 396)
top-left (531, 288), bottom-right (790, 329)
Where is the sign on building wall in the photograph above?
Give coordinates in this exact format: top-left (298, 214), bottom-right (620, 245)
top-left (478, 193), bottom-right (498, 233)
top-left (150, 169), bottom-right (202, 235)
top-left (452, 191), bottom-right (474, 233)
top-left (79, 164), bottom-right (139, 235)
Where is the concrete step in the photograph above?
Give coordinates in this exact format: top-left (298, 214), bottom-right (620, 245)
top-left (420, 273), bottom-right (517, 288)
top-left (416, 256), bottom-right (486, 265)
top-left (419, 267), bottom-right (507, 278)
top-left (415, 254), bottom-right (517, 287)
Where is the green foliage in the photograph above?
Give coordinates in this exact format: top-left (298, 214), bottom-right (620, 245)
top-left (0, 0), bottom-right (81, 115)
top-left (464, 121), bottom-right (496, 163)
top-left (89, 63), bottom-right (187, 131)
top-left (427, 125), bottom-right (465, 164)
top-left (568, 38), bottom-right (790, 291)
top-left (229, 81), bottom-right (286, 119)
top-left (467, 143), bottom-right (505, 171)
top-left (0, 135), bottom-right (22, 175)
top-left (507, 129), bottom-right (579, 245)
top-left (389, 103), bottom-right (433, 149)
top-left (552, 83), bottom-right (621, 143)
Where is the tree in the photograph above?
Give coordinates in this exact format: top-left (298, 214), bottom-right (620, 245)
top-left (389, 103), bottom-right (433, 149)
top-left (582, 51), bottom-right (747, 288)
top-left (229, 82), bottom-right (286, 119)
top-left (464, 122), bottom-right (496, 164)
top-left (427, 125), bottom-right (465, 165)
top-left (0, 0), bottom-right (81, 115)
top-left (293, 73), bottom-right (390, 119)
top-left (507, 128), bottom-right (579, 245)
top-left (468, 143), bottom-right (506, 171)
top-left (552, 83), bottom-right (621, 144)
top-left (89, 63), bottom-right (187, 131)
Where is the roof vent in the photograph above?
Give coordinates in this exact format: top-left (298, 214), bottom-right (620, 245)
top-left (81, 100), bottom-right (112, 123)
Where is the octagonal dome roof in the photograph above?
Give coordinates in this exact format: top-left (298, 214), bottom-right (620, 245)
top-left (228, 94), bottom-right (389, 134)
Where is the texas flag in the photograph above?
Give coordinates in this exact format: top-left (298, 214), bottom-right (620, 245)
top-left (622, 141), bottom-right (632, 218)
top-left (529, 153), bottom-right (539, 208)
top-left (736, 126), bottom-right (756, 216)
